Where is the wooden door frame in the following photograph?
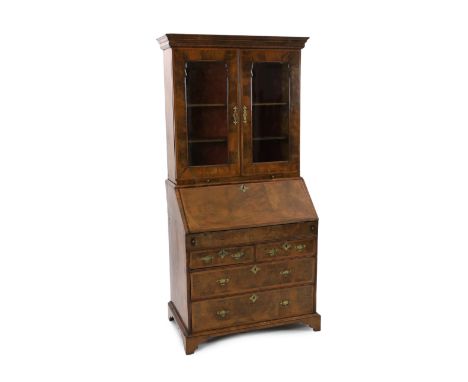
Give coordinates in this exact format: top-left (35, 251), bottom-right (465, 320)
top-left (172, 48), bottom-right (240, 181)
top-left (240, 49), bottom-right (301, 177)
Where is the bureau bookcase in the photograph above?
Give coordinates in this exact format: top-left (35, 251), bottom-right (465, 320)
top-left (158, 34), bottom-right (320, 354)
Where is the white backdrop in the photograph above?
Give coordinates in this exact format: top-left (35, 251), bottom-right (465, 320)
top-left (1, 0), bottom-right (468, 380)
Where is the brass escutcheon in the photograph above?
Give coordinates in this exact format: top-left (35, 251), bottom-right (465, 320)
top-left (242, 105), bottom-right (248, 124)
top-left (240, 184), bottom-right (248, 192)
top-left (233, 105), bottom-right (239, 125)
top-left (250, 265), bottom-right (260, 274)
top-left (282, 242), bottom-right (292, 251)
top-left (279, 300), bottom-right (290, 307)
top-left (249, 294), bottom-right (258, 303)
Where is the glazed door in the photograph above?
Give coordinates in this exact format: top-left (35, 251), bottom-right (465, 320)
top-left (172, 49), bottom-right (239, 181)
top-left (240, 50), bottom-right (300, 176)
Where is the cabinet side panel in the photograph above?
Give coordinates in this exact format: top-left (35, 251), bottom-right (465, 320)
top-left (163, 49), bottom-right (176, 182)
top-left (166, 181), bottom-right (189, 329)
top-left (301, 177), bottom-right (319, 313)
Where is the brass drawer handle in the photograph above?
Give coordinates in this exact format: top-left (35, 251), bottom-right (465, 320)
top-left (250, 265), bottom-right (260, 274)
top-left (216, 309), bottom-right (229, 319)
top-left (295, 244), bottom-right (307, 252)
top-left (279, 269), bottom-right (293, 276)
top-left (249, 294), bottom-right (258, 303)
top-left (266, 248), bottom-right (279, 257)
top-left (242, 105), bottom-right (248, 124)
top-left (279, 300), bottom-right (290, 307)
top-left (282, 242), bottom-right (292, 251)
top-left (233, 105), bottom-right (239, 125)
top-left (231, 251), bottom-right (245, 260)
top-left (218, 249), bottom-right (229, 259)
top-left (201, 255), bottom-right (214, 264)
top-left (216, 278), bottom-right (230, 286)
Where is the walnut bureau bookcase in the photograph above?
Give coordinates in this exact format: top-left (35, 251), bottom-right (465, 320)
top-left (158, 34), bottom-right (320, 354)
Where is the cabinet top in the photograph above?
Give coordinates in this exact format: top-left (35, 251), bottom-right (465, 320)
top-left (157, 33), bottom-right (309, 50)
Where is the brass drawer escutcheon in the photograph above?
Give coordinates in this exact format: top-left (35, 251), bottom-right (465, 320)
top-left (240, 184), bottom-right (248, 192)
top-left (282, 242), bottom-right (292, 251)
top-left (201, 255), bottom-right (214, 264)
top-left (279, 300), bottom-right (290, 307)
top-left (231, 251), bottom-right (245, 260)
top-left (216, 309), bottom-right (229, 319)
top-left (216, 278), bottom-right (230, 286)
top-left (279, 269), bottom-right (293, 276)
top-left (250, 265), bottom-right (260, 274)
top-left (249, 294), bottom-right (258, 303)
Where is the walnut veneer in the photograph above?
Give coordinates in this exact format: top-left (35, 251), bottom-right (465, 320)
top-left (158, 34), bottom-right (320, 354)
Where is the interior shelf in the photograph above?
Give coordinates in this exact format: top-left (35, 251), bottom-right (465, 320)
top-left (252, 102), bottom-right (288, 106)
top-left (189, 138), bottom-right (228, 144)
top-left (187, 103), bottom-right (226, 107)
top-left (253, 136), bottom-right (288, 141)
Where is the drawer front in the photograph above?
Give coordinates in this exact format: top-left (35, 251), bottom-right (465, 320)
top-left (189, 246), bottom-right (254, 269)
top-left (187, 221), bottom-right (317, 249)
top-left (192, 284), bottom-right (314, 332)
top-left (256, 238), bottom-right (317, 261)
top-left (191, 257), bottom-right (315, 299)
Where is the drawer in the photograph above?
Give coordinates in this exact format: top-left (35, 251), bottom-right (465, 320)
top-left (187, 221), bottom-right (317, 249)
top-left (256, 237), bottom-right (317, 261)
top-left (189, 245), bottom-right (254, 269)
top-left (192, 284), bottom-right (314, 332)
top-left (191, 257), bottom-right (315, 299)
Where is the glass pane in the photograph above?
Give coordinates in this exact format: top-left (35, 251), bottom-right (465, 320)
top-left (188, 141), bottom-right (228, 166)
top-left (252, 62), bottom-right (289, 163)
top-left (185, 61), bottom-right (228, 166)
